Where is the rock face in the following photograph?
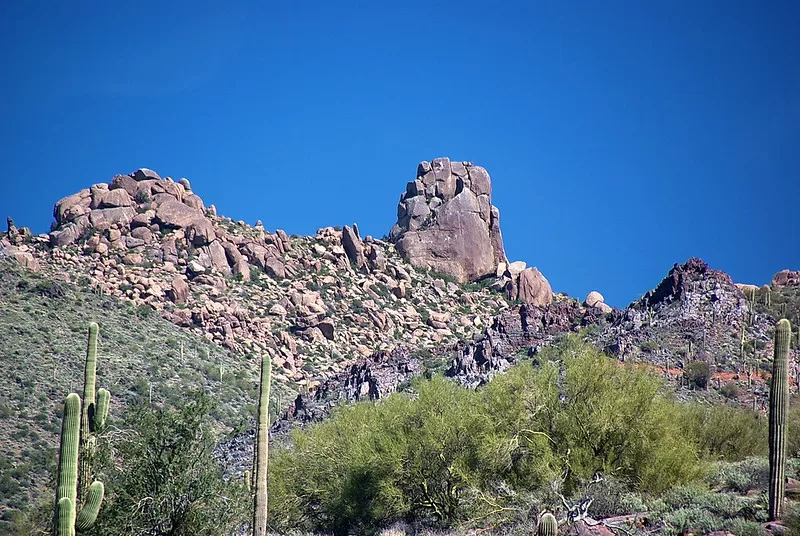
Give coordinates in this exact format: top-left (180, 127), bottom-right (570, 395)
top-left (772, 270), bottom-right (800, 288)
top-left (590, 257), bottom-right (772, 371)
top-left (389, 158), bottom-right (507, 283)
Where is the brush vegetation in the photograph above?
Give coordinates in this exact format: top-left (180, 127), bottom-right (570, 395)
top-left (267, 337), bottom-right (771, 535)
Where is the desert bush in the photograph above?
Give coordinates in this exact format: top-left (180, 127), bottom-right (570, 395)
top-left (720, 381), bottom-right (740, 399)
top-left (685, 360), bottom-right (711, 389)
top-left (269, 337), bottom-right (739, 534)
top-left (94, 391), bottom-right (247, 536)
top-left (706, 457), bottom-right (769, 493)
top-left (679, 403), bottom-right (767, 460)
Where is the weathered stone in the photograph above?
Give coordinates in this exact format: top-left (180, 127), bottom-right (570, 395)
top-left (183, 193), bottom-right (206, 211)
top-left (772, 270), bottom-right (800, 288)
top-left (89, 207), bottom-right (136, 231)
top-left (123, 236), bottom-right (146, 249)
top-left (397, 189), bottom-right (496, 283)
top-left (342, 225), bottom-right (366, 269)
top-left (514, 268), bottom-right (553, 306)
top-left (168, 276), bottom-right (189, 303)
top-left (122, 252), bottom-right (143, 265)
top-left (198, 241), bottom-right (231, 276)
top-left (585, 291), bottom-right (605, 308)
top-left (367, 245), bottom-right (387, 272)
top-left (427, 311), bottom-right (451, 330)
top-left (392, 159), bottom-right (507, 282)
top-left (431, 157), bottom-right (456, 201)
top-left (270, 303), bottom-right (287, 316)
top-left (109, 174), bottom-right (139, 196)
top-left (276, 229), bottom-right (292, 251)
top-left (220, 241), bottom-right (250, 281)
top-left (90, 188), bottom-right (133, 210)
top-left (186, 218), bottom-right (216, 246)
top-left (156, 199), bottom-right (206, 228)
top-left (49, 222), bottom-right (84, 246)
top-left (54, 189), bottom-right (91, 224)
top-left (468, 166), bottom-right (491, 197)
top-left (133, 168), bottom-right (162, 181)
top-left (130, 226), bottom-right (154, 243)
top-left (151, 180), bottom-right (183, 200)
top-left (265, 256), bottom-right (286, 279)
top-left (9, 249), bottom-right (40, 272)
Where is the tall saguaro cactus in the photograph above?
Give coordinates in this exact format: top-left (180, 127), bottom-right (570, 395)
top-left (54, 323), bottom-right (110, 535)
top-left (769, 318), bottom-right (791, 520)
top-left (252, 355), bottom-right (272, 536)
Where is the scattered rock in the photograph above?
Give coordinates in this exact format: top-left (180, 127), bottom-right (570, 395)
top-left (585, 291), bottom-right (604, 308)
top-left (168, 276), bottom-right (189, 303)
top-left (133, 168), bottom-right (162, 182)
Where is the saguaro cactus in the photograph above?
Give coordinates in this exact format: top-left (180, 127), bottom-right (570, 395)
top-left (769, 318), bottom-right (791, 520)
top-left (252, 355), bottom-right (272, 536)
top-left (54, 322), bottom-right (110, 535)
top-left (537, 512), bottom-right (558, 536)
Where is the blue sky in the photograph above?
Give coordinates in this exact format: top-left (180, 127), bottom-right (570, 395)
top-left (1, 1), bottom-right (798, 308)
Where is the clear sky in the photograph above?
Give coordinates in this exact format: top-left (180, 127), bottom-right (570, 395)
top-left (1, 1), bottom-right (798, 308)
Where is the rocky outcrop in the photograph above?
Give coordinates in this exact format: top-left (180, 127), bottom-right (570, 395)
top-left (772, 270), bottom-right (800, 288)
top-left (341, 225), bottom-right (366, 270)
top-left (584, 290), bottom-right (613, 314)
top-left (590, 258), bottom-right (773, 372)
top-left (48, 168), bottom-right (289, 279)
top-left (389, 158), bottom-right (507, 283)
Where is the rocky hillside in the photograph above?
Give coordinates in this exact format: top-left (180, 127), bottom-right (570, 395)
top-left (0, 157), bottom-right (797, 531)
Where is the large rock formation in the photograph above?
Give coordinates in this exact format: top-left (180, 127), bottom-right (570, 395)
top-left (772, 270), bottom-right (800, 288)
top-left (389, 158), bottom-right (507, 283)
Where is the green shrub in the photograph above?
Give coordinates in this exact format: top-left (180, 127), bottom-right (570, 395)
top-left (706, 457), bottom-right (768, 493)
top-left (720, 381), bottom-right (740, 399)
top-left (662, 507), bottom-right (723, 536)
top-left (680, 403), bottom-right (767, 460)
top-left (685, 360), bottom-right (711, 389)
top-left (269, 337), bottom-right (738, 534)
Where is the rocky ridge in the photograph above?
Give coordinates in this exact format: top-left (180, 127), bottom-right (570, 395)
top-left (266, 258), bottom-right (796, 437)
top-left (1, 167), bottom-right (513, 390)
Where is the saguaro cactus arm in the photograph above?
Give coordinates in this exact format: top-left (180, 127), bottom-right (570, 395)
top-left (95, 388), bottom-right (110, 430)
top-left (57, 498), bottom-right (76, 536)
top-left (76, 481), bottom-right (104, 531)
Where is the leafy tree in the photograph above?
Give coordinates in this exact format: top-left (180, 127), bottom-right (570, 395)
top-left (94, 391), bottom-right (247, 536)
